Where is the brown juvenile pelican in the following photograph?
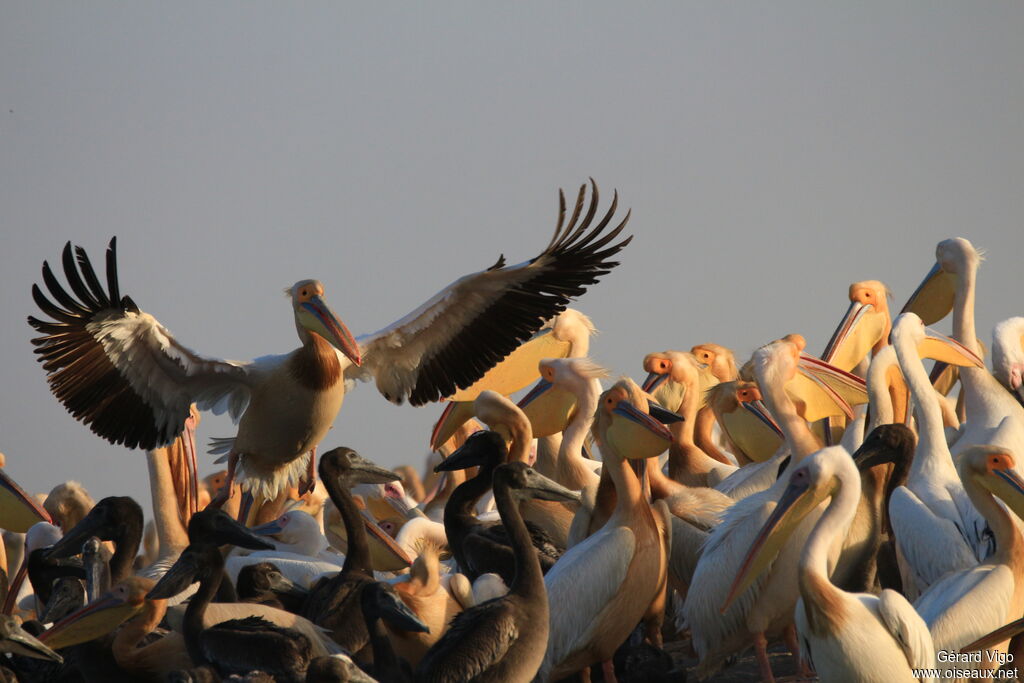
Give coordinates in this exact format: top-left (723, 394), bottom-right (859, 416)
top-left (28, 181), bottom-right (631, 502)
top-left (416, 462), bottom-right (580, 682)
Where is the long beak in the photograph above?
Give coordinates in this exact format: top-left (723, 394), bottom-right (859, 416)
top-left (721, 476), bottom-right (823, 612)
top-left (267, 572), bottom-right (308, 600)
top-left (5, 619), bottom-right (63, 662)
top-left (45, 512), bottom-right (104, 561)
top-left (518, 379), bottom-right (577, 439)
top-left (434, 441), bottom-right (488, 473)
top-left (39, 592), bottom-right (142, 650)
top-left (0, 469), bottom-right (52, 532)
top-left (919, 329), bottom-right (985, 368)
top-left (606, 401), bottom-right (674, 460)
top-left (350, 454), bottom-right (402, 486)
top-left (642, 371), bottom-right (668, 394)
top-left (742, 399), bottom-right (785, 438)
top-left (648, 401), bottom-right (685, 425)
top-left (359, 510), bottom-right (414, 570)
top-left (792, 355), bottom-right (866, 421)
top-left (901, 262), bottom-right (956, 325)
top-left (378, 589), bottom-right (431, 634)
top-left (38, 577), bottom-right (86, 624)
top-left (430, 401), bottom-right (475, 452)
top-left (961, 617), bottom-right (1024, 654)
top-left (821, 302), bottom-right (887, 372)
top-left (250, 518), bottom-right (285, 538)
top-left (523, 473), bottom-right (582, 505)
top-left (990, 467), bottom-right (1024, 520)
top-left (300, 294), bottom-right (362, 366)
top-left (146, 554), bottom-right (199, 601)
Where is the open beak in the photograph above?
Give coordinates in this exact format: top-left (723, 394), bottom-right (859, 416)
top-left (821, 301), bottom-right (888, 372)
top-left (518, 379), bottom-right (577, 438)
top-left (918, 328), bottom-right (985, 368)
top-left (39, 591), bottom-right (142, 650)
top-left (989, 467), bottom-right (1024, 520)
top-left (359, 511), bottom-right (414, 571)
top-left (146, 553), bottom-right (200, 601)
top-left (378, 588), bottom-right (431, 634)
top-left (721, 399), bottom-right (784, 463)
top-left (742, 399), bottom-right (785, 439)
top-left (0, 469), bottom-right (51, 533)
top-left (606, 400), bottom-right (674, 460)
top-left (721, 475), bottom-right (825, 612)
top-left (790, 355), bottom-right (865, 421)
top-left (299, 294), bottom-right (362, 366)
top-left (901, 262), bottom-right (956, 326)
top-left (430, 401), bottom-right (475, 452)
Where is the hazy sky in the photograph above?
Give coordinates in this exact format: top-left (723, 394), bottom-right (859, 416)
top-left (2, 3), bottom-right (1022, 518)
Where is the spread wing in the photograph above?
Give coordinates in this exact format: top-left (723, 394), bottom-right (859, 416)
top-left (349, 180), bottom-right (632, 406)
top-left (28, 239), bottom-right (261, 450)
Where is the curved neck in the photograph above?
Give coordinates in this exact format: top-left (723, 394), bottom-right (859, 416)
top-left (325, 475), bottom-right (371, 575)
top-left (557, 380), bottom-right (600, 487)
top-left (443, 458), bottom-right (498, 533)
top-left (964, 476), bottom-right (1024, 569)
top-left (694, 405), bottom-right (735, 465)
top-left (952, 261), bottom-right (981, 356)
top-left (865, 349), bottom-right (896, 430)
top-left (184, 548), bottom-right (222, 666)
top-left (492, 481), bottom-right (544, 596)
top-left (801, 469), bottom-right (859, 582)
top-left (597, 438), bottom-right (642, 516)
top-left (892, 332), bottom-right (951, 479)
top-left (757, 367), bottom-right (820, 460)
top-left (366, 611), bottom-right (402, 680)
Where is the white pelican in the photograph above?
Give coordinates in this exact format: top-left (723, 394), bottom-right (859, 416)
top-left (993, 316), bottom-right (1024, 407)
top-left (538, 379), bottom-right (671, 682)
top-left (903, 237), bottom-right (1024, 458)
top-left (888, 312), bottom-right (992, 599)
top-left (641, 350), bottom-right (736, 487)
top-left (703, 380), bottom-right (784, 467)
top-left (913, 446), bottom-right (1024, 678)
top-left (690, 343), bottom-right (739, 382)
top-left (682, 336), bottom-right (853, 681)
top-left (516, 357), bottom-right (606, 491)
top-left (27, 181), bottom-right (631, 501)
top-left (821, 280), bottom-right (893, 374)
top-left (724, 446), bottom-right (936, 683)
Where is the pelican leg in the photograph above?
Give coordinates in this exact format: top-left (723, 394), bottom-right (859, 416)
top-left (753, 631), bottom-right (776, 683)
top-left (298, 446), bottom-right (317, 496)
top-left (783, 623), bottom-right (812, 679)
top-left (601, 659), bottom-right (618, 683)
top-left (206, 451), bottom-right (239, 509)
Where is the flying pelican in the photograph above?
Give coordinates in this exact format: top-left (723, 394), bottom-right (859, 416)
top-left (913, 446), bottom-right (1024, 678)
top-left (723, 446), bottom-right (936, 683)
top-left (27, 181), bottom-right (631, 501)
top-left (888, 313), bottom-right (991, 599)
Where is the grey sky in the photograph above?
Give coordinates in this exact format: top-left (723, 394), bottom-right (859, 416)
top-left (2, 3), bottom-right (1022, 517)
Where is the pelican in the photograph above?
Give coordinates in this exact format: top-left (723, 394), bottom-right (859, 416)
top-left (702, 380), bottom-right (783, 466)
top-left (28, 181), bottom-right (631, 501)
top-left (821, 280), bottom-right (893, 373)
top-left (993, 316), bottom-right (1024, 407)
top-left (913, 446), bottom-right (1024, 677)
top-left (903, 237), bottom-right (1024, 458)
top-left (690, 343), bottom-right (739, 382)
top-left (888, 313), bottom-right (991, 599)
top-left (682, 336), bottom-right (854, 681)
top-left (416, 463), bottom-right (580, 682)
top-left (538, 379), bottom-right (671, 682)
top-left (0, 614), bottom-right (62, 665)
top-left (723, 446), bottom-right (936, 683)
top-left (388, 543), bottom-right (464, 667)
top-left (516, 357), bottom-right (606, 491)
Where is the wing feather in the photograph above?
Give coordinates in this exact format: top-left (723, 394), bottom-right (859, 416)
top-left (28, 238), bottom-right (256, 450)
top-left (875, 589), bottom-right (936, 673)
top-left (351, 180), bottom-right (632, 406)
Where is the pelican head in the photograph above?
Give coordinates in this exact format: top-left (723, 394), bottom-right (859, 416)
top-left (518, 358), bottom-right (607, 437)
top-left (39, 576), bottom-right (152, 650)
top-left (1, 614), bottom-right (63, 662)
top-left (641, 350), bottom-right (699, 410)
top-left (902, 237), bottom-right (982, 325)
top-left (551, 308), bottom-right (598, 356)
top-left (690, 343), bottom-right (738, 382)
top-left (959, 446), bottom-right (1024, 519)
top-left (289, 279), bottom-right (361, 366)
top-left (821, 280), bottom-right (892, 371)
top-left (45, 496), bottom-right (142, 561)
top-left (723, 446), bottom-right (854, 611)
top-left (492, 462), bottom-right (581, 504)
top-left (596, 378), bottom-right (679, 460)
top-left (435, 430), bottom-right (506, 473)
top-left (187, 508), bottom-right (276, 550)
top-left (319, 446), bottom-right (400, 488)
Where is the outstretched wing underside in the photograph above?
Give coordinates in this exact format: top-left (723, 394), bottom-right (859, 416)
top-left (28, 239), bottom-right (253, 450)
top-left (354, 179), bottom-right (632, 406)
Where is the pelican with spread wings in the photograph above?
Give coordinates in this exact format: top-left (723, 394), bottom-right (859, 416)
top-left (28, 181), bottom-right (631, 501)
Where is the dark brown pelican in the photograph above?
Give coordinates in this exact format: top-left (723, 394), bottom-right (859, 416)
top-left (436, 430), bottom-right (563, 584)
top-left (416, 462), bottom-right (580, 682)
